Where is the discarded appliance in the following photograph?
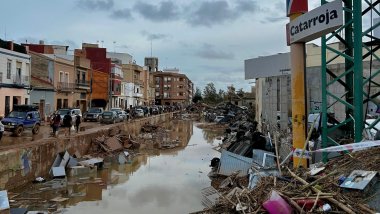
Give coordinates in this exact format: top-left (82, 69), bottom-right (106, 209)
top-left (79, 158), bottom-right (104, 168)
top-left (201, 186), bottom-right (221, 208)
top-left (218, 149), bottom-right (254, 176)
top-left (0, 190), bottom-right (10, 210)
top-left (51, 167), bottom-right (66, 178)
top-left (10, 208), bottom-right (28, 214)
top-left (248, 168), bottom-right (279, 189)
top-left (50, 151), bottom-right (70, 175)
top-left (252, 149), bottom-right (276, 168)
top-left (340, 170), bottom-right (378, 191)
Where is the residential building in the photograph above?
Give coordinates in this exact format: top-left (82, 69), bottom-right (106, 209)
top-left (74, 50), bottom-right (91, 113)
top-left (81, 43), bottom-right (111, 109)
top-left (28, 52), bottom-right (55, 119)
top-left (44, 54), bottom-right (76, 110)
top-left (153, 69), bottom-right (193, 106)
top-left (126, 64), bottom-right (144, 106)
top-left (145, 57), bottom-right (158, 72)
top-left (0, 40), bottom-right (31, 117)
top-left (245, 42), bottom-right (380, 131)
top-left (110, 58), bottom-right (123, 108)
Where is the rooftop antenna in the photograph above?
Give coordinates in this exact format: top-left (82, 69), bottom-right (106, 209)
top-left (101, 40), bottom-right (104, 48)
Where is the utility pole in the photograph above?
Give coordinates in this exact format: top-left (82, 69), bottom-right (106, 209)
top-left (287, 0), bottom-right (308, 168)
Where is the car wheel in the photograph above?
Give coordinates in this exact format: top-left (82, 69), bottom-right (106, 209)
top-left (14, 126), bottom-right (23, 137)
top-left (32, 124), bottom-right (40, 135)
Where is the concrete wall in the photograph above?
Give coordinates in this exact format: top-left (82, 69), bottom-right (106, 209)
top-left (30, 89), bottom-right (55, 117)
top-left (0, 112), bottom-right (173, 190)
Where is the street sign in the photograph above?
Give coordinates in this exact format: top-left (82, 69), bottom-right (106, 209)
top-left (288, 0), bottom-right (343, 44)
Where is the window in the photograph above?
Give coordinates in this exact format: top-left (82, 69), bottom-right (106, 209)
top-left (59, 71), bottom-right (64, 82)
top-left (179, 78), bottom-right (184, 82)
top-left (65, 72), bottom-right (69, 83)
top-left (7, 60), bottom-right (11, 79)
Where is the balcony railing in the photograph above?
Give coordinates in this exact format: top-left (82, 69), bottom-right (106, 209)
top-left (76, 79), bottom-right (90, 88)
top-left (12, 75), bottom-right (29, 86)
top-left (133, 92), bottom-right (143, 98)
top-left (134, 79), bottom-right (143, 85)
top-left (57, 82), bottom-right (75, 91)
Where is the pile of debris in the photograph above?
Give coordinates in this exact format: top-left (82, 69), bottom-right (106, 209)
top-left (204, 102), bottom-right (250, 124)
top-left (138, 123), bottom-right (182, 150)
top-left (90, 134), bottom-right (140, 156)
top-left (196, 146), bottom-right (380, 213)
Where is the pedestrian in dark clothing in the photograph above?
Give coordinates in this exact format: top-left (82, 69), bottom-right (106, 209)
top-left (75, 114), bottom-right (81, 133)
top-left (63, 112), bottom-right (73, 136)
top-left (53, 113), bottom-right (61, 137)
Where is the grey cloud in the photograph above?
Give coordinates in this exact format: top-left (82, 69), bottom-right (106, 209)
top-left (77, 0), bottom-right (114, 11)
top-left (236, 0), bottom-right (259, 13)
top-left (141, 31), bottom-right (169, 41)
top-left (110, 8), bottom-right (133, 20)
top-left (195, 44), bottom-right (234, 60)
top-left (262, 16), bottom-right (287, 23)
top-left (134, 1), bottom-right (179, 22)
top-left (187, 0), bottom-right (259, 27)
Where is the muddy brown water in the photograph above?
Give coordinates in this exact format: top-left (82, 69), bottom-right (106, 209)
top-left (10, 120), bottom-right (223, 214)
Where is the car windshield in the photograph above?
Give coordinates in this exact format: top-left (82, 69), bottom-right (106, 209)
top-left (58, 109), bottom-right (70, 115)
top-left (103, 112), bottom-right (113, 116)
top-left (89, 108), bottom-right (101, 113)
top-left (110, 108), bottom-right (121, 111)
top-left (8, 111), bottom-right (27, 118)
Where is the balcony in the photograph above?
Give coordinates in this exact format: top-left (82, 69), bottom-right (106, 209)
top-left (57, 82), bottom-right (75, 91)
top-left (12, 75), bottom-right (29, 87)
top-left (76, 79), bottom-right (90, 89)
top-left (133, 92), bottom-right (143, 98)
top-left (134, 79), bottom-right (143, 86)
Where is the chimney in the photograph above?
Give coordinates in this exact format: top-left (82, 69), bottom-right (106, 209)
top-left (8, 41), bottom-right (14, 51)
top-left (39, 40), bottom-right (44, 45)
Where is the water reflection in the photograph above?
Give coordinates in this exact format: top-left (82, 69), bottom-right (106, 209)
top-left (12, 120), bottom-right (223, 214)
top-left (202, 128), bottom-right (224, 144)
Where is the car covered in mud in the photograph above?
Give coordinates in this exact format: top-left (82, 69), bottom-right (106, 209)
top-left (84, 107), bottom-right (104, 122)
top-left (1, 105), bottom-right (41, 137)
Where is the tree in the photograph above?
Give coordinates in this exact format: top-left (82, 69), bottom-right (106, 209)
top-left (192, 87), bottom-right (203, 103)
top-left (236, 88), bottom-right (244, 97)
top-left (203, 82), bottom-right (219, 104)
top-left (218, 89), bottom-right (226, 102)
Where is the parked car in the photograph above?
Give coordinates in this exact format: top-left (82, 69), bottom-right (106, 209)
top-left (1, 105), bottom-right (41, 137)
top-left (0, 121), bottom-right (4, 141)
top-left (84, 107), bottom-right (104, 122)
top-left (100, 111), bottom-right (121, 124)
top-left (135, 109), bottom-right (144, 117)
top-left (118, 110), bottom-right (128, 120)
top-left (110, 108), bottom-right (128, 121)
top-left (56, 108), bottom-right (82, 124)
top-left (151, 107), bottom-right (159, 115)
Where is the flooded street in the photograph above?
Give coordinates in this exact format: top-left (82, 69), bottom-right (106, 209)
top-left (10, 120), bottom-right (223, 214)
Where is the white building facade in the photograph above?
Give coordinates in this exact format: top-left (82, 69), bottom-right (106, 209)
top-left (0, 45), bottom-right (31, 117)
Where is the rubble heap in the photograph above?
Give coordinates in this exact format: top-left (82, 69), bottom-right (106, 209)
top-left (197, 147), bottom-right (380, 213)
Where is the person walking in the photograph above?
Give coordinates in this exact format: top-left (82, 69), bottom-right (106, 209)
top-left (75, 114), bottom-right (81, 133)
top-left (63, 112), bottom-right (73, 136)
top-left (52, 113), bottom-right (61, 137)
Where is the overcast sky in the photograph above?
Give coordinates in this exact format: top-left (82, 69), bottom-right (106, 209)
top-left (0, 0), bottom-right (322, 92)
